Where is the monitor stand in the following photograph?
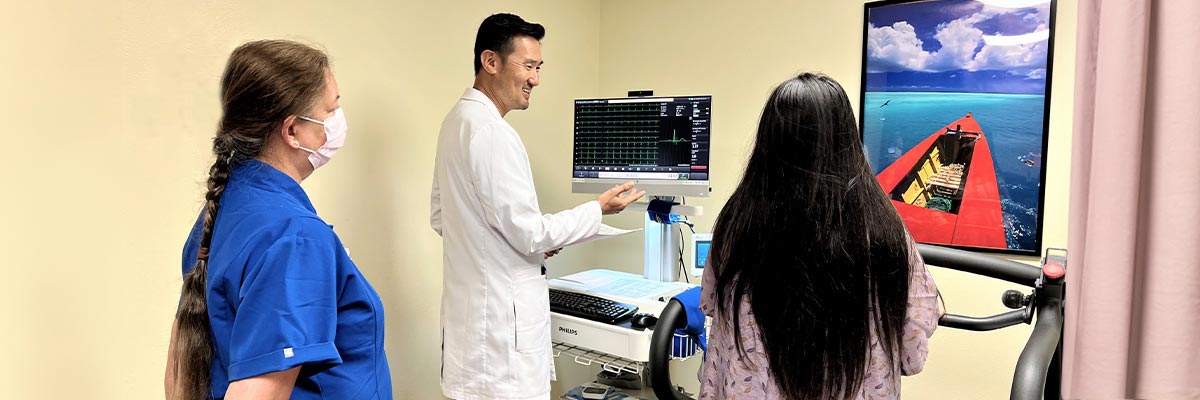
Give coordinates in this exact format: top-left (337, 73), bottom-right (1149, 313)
top-left (624, 196), bottom-right (703, 283)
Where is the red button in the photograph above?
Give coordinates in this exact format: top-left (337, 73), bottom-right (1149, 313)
top-left (1043, 262), bottom-right (1065, 279)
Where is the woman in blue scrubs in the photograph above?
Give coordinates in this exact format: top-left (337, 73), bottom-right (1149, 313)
top-left (165, 40), bottom-right (391, 400)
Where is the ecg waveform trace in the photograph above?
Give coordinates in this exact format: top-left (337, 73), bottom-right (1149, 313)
top-left (574, 102), bottom-right (702, 167)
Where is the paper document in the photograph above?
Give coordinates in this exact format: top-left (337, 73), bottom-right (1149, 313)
top-left (574, 224), bottom-right (640, 245)
top-left (556, 269), bottom-right (686, 300)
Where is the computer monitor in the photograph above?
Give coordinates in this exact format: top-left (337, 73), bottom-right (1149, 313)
top-left (691, 233), bottom-right (712, 277)
top-left (571, 95), bottom-right (712, 197)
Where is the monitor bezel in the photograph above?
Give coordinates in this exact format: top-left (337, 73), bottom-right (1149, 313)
top-left (570, 94), bottom-right (713, 197)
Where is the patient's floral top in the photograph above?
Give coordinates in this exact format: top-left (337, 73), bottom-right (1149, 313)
top-left (699, 241), bottom-right (940, 400)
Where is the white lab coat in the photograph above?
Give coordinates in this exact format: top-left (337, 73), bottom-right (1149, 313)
top-left (430, 88), bottom-right (603, 400)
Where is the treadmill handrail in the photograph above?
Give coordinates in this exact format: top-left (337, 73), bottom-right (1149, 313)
top-left (648, 244), bottom-right (1065, 400)
top-left (1011, 297), bottom-right (1064, 400)
top-left (648, 299), bottom-right (691, 400)
top-left (920, 243), bottom-right (1065, 400)
top-left (940, 310), bottom-right (1027, 331)
top-left (917, 243), bottom-right (1042, 287)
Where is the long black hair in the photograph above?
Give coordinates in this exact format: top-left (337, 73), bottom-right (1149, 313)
top-left (709, 73), bottom-right (911, 399)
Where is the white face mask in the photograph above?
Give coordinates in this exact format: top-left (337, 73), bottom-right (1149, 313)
top-left (296, 107), bottom-right (347, 170)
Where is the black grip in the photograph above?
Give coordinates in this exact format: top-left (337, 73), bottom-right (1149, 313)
top-left (939, 310), bottom-right (1027, 331)
top-left (648, 299), bottom-right (693, 400)
top-left (1011, 298), bottom-right (1064, 400)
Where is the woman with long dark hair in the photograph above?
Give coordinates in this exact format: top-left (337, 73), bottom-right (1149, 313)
top-left (699, 73), bottom-right (940, 399)
top-left (165, 40), bottom-right (391, 400)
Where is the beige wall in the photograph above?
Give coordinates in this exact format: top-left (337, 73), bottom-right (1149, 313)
top-left (0, 0), bottom-right (1071, 399)
top-left (1, 1), bottom-right (600, 399)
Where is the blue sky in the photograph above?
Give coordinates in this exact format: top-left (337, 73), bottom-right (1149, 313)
top-left (865, 0), bottom-right (1053, 94)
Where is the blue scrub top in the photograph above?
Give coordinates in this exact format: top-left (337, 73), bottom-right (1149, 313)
top-left (182, 160), bottom-right (391, 399)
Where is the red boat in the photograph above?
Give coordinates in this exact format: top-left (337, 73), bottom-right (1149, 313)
top-left (874, 113), bottom-right (1007, 248)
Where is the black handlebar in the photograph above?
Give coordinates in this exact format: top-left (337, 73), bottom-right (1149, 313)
top-left (1011, 295), bottom-right (1063, 400)
top-left (917, 244), bottom-right (1043, 286)
top-left (940, 310), bottom-right (1028, 331)
top-left (648, 299), bottom-right (691, 400)
top-left (918, 244), bottom-right (1065, 400)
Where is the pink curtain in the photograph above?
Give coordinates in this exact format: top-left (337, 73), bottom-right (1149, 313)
top-left (1064, 0), bottom-right (1200, 398)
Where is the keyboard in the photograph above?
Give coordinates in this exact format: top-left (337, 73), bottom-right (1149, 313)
top-left (549, 288), bottom-right (639, 324)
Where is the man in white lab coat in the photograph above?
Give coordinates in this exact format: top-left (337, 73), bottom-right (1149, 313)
top-left (430, 13), bottom-right (645, 400)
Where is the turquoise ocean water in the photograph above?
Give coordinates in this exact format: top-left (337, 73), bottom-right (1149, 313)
top-left (862, 92), bottom-right (1046, 251)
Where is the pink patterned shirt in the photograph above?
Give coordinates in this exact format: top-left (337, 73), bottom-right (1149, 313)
top-left (699, 243), bottom-right (939, 400)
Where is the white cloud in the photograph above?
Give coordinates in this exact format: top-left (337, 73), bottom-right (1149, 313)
top-left (969, 40), bottom-right (1048, 71)
top-left (965, 4), bottom-right (1010, 25)
top-left (866, 22), bottom-right (930, 72)
top-left (866, 4), bottom-right (1051, 73)
top-left (927, 19), bottom-right (984, 71)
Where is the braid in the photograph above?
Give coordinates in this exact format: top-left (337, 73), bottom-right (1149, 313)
top-left (172, 142), bottom-right (235, 400)
top-left (199, 148), bottom-right (234, 251)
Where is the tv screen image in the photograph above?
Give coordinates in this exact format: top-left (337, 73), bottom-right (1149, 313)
top-left (859, 0), bottom-right (1057, 255)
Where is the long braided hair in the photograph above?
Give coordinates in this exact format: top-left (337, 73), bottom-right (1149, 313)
top-left (170, 40), bottom-right (329, 400)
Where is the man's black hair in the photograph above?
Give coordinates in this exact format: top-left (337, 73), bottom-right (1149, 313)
top-left (474, 13), bottom-right (545, 74)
